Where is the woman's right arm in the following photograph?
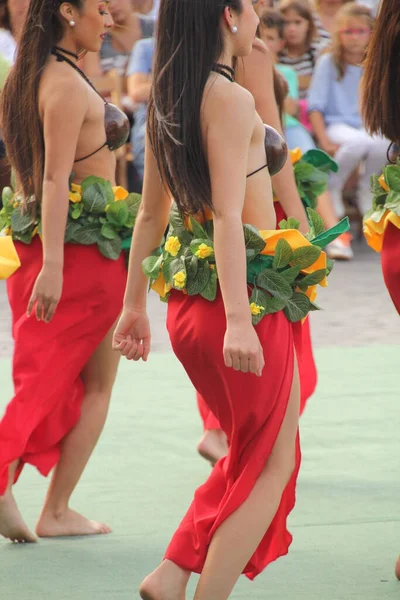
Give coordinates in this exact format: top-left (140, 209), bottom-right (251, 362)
top-left (206, 85), bottom-right (264, 376)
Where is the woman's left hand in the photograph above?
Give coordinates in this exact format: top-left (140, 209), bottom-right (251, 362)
top-left (112, 308), bottom-right (151, 362)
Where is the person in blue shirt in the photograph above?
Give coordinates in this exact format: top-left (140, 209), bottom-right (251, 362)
top-left (308, 3), bottom-right (388, 219)
top-left (126, 37), bottom-right (155, 191)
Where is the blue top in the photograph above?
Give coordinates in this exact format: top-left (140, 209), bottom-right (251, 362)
top-left (276, 64), bottom-right (300, 128)
top-left (307, 53), bottom-right (363, 129)
top-left (126, 38), bottom-right (155, 175)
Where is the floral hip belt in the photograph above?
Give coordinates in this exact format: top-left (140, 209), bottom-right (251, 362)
top-left (364, 162), bottom-right (400, 252)
top-left (143, 204), bottom-right (349, 325)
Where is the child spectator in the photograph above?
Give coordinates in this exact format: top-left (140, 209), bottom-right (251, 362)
top-left (308, 3), bottom-right (388, 217)
top-left (260, 8), bottom-right (315, 152)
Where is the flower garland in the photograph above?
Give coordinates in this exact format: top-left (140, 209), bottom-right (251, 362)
top-left (0, 176), bottom-right (141, 261)
top-left (143, 203), bottom-right (349, 325)
top-left (363, 160), bottom-right (400, 252)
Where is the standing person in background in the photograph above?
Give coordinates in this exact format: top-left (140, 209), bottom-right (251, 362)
top-left (0, 0), bottom-right (30, 63)
top-left (313, 0), bottom-right (353, 45)
top-left (126, 37), bottom-right (154, 192)
top-left (308, 3), bottom-right (387, 221)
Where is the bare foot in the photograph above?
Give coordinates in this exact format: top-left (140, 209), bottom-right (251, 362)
top-left (0, 490), bottom-right (37, 543)
top-left (140, 560), bottom-right (190, 600)
top-left (197, 429), bottom-right (228, 466)
top-left (395, 555), bottom-right (400, 580)
top-left (35, 508), bottom-right (112, 538)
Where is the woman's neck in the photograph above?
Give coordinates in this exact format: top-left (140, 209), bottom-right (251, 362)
top-left (55, 36), bottom-right (79, 60)
top-left (217, 52), bottom-right (234, 69)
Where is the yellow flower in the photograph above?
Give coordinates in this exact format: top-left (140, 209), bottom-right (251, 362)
top-left (378, 173), bottom-right (389, 192)
top-left (173, 271), bottom-right (186, 289)
top-left (210, 264), bottom-right (215, 270)
top-left (290, 148), bottom-right (302, 164)
top-left (165, 236), bottom-right (181, 256)
top-left (195, 243), bottom-right (213, 259)
top-left (13, 201), bottom-right (19, 209)
top-left (112, 186), bottom-right (129, 201)
top-left (3, 226), bottom-right (10, 236)
top-left (71, 183), bottom-right (82, 193)
top-left (69, 191), bottom-right (82, 204)
top-left (250, 302), bottom-right (265, 316)
top-left (152, 272), bottom-right (172, 298)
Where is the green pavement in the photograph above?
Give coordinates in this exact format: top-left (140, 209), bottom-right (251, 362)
top-left (1, 344), bottom-right (400, 599)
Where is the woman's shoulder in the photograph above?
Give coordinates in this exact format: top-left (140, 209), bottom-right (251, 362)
top-left (204, 77), bottom-right (255, 125)
top-left (40, 59), bottom-right (90, 107)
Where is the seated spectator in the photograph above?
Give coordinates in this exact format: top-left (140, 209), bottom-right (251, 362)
top-left (308, 3), bottom-right (388, 218)
top-left (0, 0), bottom-right (29, 64)
top-left (260, 8), bottom-right (315, 152)
top-left (278, 0), bottom-right (324, 101)
top-left (126, 37), bottom-right (155, 192)
top-left (82, 0), bottom-right (155, 80)
top-left (313, 0), bottom-right (353, 45)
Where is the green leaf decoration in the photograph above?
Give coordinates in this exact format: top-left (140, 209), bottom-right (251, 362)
top-left (13, 230), bottom-right (33, 244)
top-left (301, 149), bottom-right (338, 173)
top-left (190, 218), bottom-right (207, 239)
top-left (204, 219), bottom-right (214, 240)
top-left (279, 219), bottom-right (288, 230)
top-left (370, 174), bottom-right (385, 196)
top-left (257, 268), bottom-right (293, 300)
top-left (265, 295), bottom-right (288, 313)
top-left (0, 214), bottom-right (8, 231)
top-left (279, 265), bottom-right (302, 284)
top-left (81, 175), bottom-right (107, 193)
top-left (2, 187), bottom-right (14, 207)
top-left (121, 237), bottom-right (132, 250)
top-left (125, 193), bottom-right (141, 219)
top-left (298, 268), bottom-right (327, 287)
top-left (243, 224), bottom-right (266, 253)
top-left (291, 245), bottom-right (321, 269)
top-left (186, 255), bottom-right (199, 280)
top-left (106, 201), bottom-right (129, 227)
top-left (385, 191), bottom-right (400, 215)
top-left (142, 254), bottom-right (163, 278)
top-left (71, 223), bottom-right (102, 245)
top-left (200, 268), bottom-right (217, 301)
top-left (190, 238), bottom-right (214, 259)
top-left (311, 217), bottom-right (350, 249)
top-left (373, 194), bottom-right (388, 209)
top-left (272, 238), bottom-right (293, 269)
top-left (250, 288), bottom-right (270, 325)
top-left (186, 260), bottom-right (211, 295)
top-left (101, 222), bottom-right (118, 240)
top-left (163, 256), bottom-right (185, 284)
top-left (64, 221), bottom-right (81, 243)
top-left (10, 208), bottom-right (35, 233)
top-left (284, 292), bottom-right (313, 322)
top-left (307, 208), bottom-right (325, 238)
top-left (294, 162), bottom-right (315, 180)
top-left (246, 254), bottom-right (274, 283)
top-left (169, 202), bottom-right (185, 230)
top-left (98, 235), bottom-right (122, 260)
top-left (246, 248), bottom-right (258, 262)
top-left (326, 258), bottom-right (334, 276)
top-left (103, 181), bottom-right (115, 204)
top-left (71, 203), bottom-right (84, 220)
top-left (286, 217), bottom-right (301, 230)
top-left (384, 165), bottom-right (400, 192)
top-left (82, 183), bottom-right (107, 214)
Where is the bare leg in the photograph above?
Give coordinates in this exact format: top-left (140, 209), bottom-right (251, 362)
top-left (0, 461), bottom-right (37, 543)
top-left (197, 429), bottom-right (228, 466)
top-left (141, 355), bottom-right (300, 600)
top-left (36, 322), bottom-right (120, 537)
top-left (395, 555), bottom-right (400, 580)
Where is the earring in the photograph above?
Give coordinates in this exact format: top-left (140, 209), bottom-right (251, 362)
top-left (231, 25), bottom-right (238, 33)
top-left (69, 20), bottom-right (75, 27)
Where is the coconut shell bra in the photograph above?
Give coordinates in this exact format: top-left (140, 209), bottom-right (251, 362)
top-left (52, 46), bottom-right (130, 163)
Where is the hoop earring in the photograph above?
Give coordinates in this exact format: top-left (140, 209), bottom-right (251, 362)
top-left (69, 20), bottom-right (75, 27)
top-left (231, 25), bottom-right (238, 33)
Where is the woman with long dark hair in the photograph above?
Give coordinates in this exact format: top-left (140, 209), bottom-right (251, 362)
top-left (0, 0), bottom-right (131, 542)
top-left (362, 0), bottom-right (400, 316)
top-left (113, 0), bottom-right (302, 597)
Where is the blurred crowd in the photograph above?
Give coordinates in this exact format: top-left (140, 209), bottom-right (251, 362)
top-left (0, 0), bottom-right (386, 261)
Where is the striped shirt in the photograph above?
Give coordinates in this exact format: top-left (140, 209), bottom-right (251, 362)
top-left (278, 43), bottom-right (320, 99)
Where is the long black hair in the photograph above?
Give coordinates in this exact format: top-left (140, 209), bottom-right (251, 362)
top-left (147, 0), bottom-right (243, 214)
top-left (1, 0), bottom-right (83, 208)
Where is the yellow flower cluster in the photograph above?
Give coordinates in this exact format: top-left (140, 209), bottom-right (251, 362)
top-left (195, 243), bottom-right (213, 259)
top-left (250, 302), bottom-right (264, 316)
top-left (173, 271), bottom-right (186, 289)
top-left (165, 236), bottom-right (181, 257)
top-left (68, 184), bottom-right (129, 205)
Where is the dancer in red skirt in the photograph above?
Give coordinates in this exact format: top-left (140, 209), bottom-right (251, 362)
top-left (113, 1), bottom-right (302, 597)
top-left (361, 0), bottom-right (400, 578)
top-left (196, 39), bottom-right (316, 466)
top-left (0, 0), bottom-right (131, 542)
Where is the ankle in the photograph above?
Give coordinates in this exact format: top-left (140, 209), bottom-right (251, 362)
top-left (40, 503), bottom-right (69, 520)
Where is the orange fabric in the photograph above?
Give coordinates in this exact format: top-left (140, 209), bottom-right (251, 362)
top-left (364, 209), bottom-right (400, 253)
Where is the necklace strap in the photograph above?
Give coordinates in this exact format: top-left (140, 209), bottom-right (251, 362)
top-left (53, 45), bottom-right (79, 61)
top-left (52, 47), bottom-right (107, 104)
top-left (211, 62), bottom-right (235, 82)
